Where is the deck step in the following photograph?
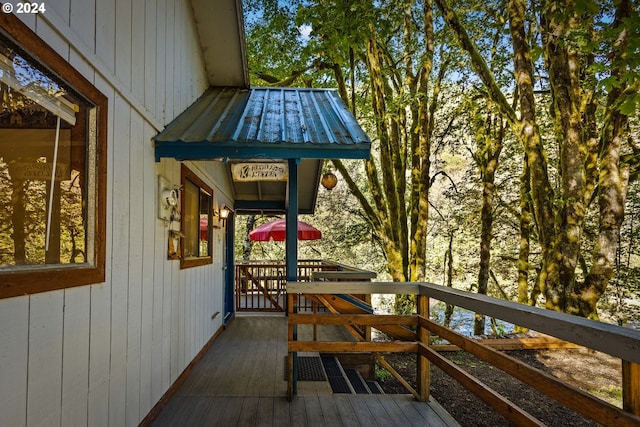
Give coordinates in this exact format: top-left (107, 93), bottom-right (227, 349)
top-left (321, 355), bottom-right (353, 394)
top-left (345, 368), bottom-right (370, 394)
top-left (366, 380), bottom-right (384, 394)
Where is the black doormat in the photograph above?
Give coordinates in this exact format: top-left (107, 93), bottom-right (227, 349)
top-left (284, 356), bottom-right (327, 381)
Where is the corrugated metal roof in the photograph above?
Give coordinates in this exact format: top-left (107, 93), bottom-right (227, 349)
top-left (154, 87), bottom-right (371, 161)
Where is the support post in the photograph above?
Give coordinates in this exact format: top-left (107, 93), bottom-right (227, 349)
top-left (417, 294), bottom-right (430, 401)
top-left (286, 159), bottom-right (299, 400)
top-left (285, 159), bottom-right (299, 285)
top-left (623, 360), bottom-right (640, 416)
top-left (223, 211), bottom-right (235, 323)
top-left (285, 159), bottom-right (299, 314)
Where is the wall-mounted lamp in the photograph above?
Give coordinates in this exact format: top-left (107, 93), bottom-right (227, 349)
top-left (219, 205), bottom-right (232, 227)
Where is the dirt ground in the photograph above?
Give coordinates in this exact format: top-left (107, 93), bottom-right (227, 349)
top-left (377, 348), bottom-right (623, 426)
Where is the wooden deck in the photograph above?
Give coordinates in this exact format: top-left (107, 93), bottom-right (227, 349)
top-left (150, 315), bottom-right (459, 426)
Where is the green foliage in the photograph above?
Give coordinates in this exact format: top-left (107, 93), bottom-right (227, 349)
top-left (599, 181), bottom-right (640, 327)
top-left (242, 0), bottom-right (640, 323)
top-left (375, 364), bottom-right (393, 382)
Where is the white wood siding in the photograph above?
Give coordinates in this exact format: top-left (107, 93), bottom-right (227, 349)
top-left (0, 1), bottom-right (227, 426)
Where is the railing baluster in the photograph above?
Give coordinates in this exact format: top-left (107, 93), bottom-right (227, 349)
top-left (623, 361), bottom-right (640, 416)
top-left (417, 294), bottom-right (430, 402)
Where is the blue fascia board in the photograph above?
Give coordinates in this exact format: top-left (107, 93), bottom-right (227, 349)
top-left (154, 141), bottom-right (371, 162)
top-left (233, 200), bottom-right (286, 212)
top-left (233, 200), bottom-right (314, 215)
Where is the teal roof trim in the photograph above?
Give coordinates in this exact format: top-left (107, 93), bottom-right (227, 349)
top-left (154, 87), bottom-right (371, 161)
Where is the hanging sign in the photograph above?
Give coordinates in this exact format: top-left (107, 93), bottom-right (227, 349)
top-left (10, 162), bottom-right (70, 181)
top-left (231, 162), bottom-right (288, 182)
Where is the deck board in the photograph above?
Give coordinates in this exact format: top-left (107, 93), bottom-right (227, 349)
top-left (150, 315), bottom-right (459, 426)
top-left (363, 394), bottom-right (398, 426)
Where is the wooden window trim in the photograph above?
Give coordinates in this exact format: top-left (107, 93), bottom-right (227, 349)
top-left (180, 164), bottom-right (213, 269)
top-left (0, 14), bottom-right (107, 298)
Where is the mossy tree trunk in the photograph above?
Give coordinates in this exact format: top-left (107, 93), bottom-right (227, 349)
top-left (473, 109), bottom-right (504, 335)
top-left (437, 0), bottom-right (638, 318)
top-left (332, 0), bottom-right (443, 313)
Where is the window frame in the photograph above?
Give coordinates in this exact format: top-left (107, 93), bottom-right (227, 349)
top-left (0, 13), bottom-right (107, 298)
top-left (180, 164), bottom-right (213, 269)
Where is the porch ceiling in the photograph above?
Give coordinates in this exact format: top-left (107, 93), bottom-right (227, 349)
top-left (190, 0), bottom-right (249, 87)
top-left (154, 87), bottom-right (371, 214)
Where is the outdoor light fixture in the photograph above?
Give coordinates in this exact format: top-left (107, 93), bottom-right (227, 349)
top-left (321, 171), bottom-right (338, 190)
top-left (219, 205), bottom-right (232, 227)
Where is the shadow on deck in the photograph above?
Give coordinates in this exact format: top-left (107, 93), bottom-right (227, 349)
top-left (150, 315), bottom-right (459, 426)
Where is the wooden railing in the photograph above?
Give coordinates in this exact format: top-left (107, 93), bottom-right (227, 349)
top-left (234, 260), bottom-right (375, 312)
top-left (286, 281), bottom-right (640, 427)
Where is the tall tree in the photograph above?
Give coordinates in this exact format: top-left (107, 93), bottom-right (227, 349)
top-left (435, 0), bottom-right (640, 317)
top-left (245, 0), bottom-right (458, 313)
top-left (471, 103), bottom-right (505, 334)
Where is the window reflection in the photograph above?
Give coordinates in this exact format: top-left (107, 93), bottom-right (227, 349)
top-left (182, 175), bottom-right (212, 259)
top-left (199, 190), bottom-right (210, 257)
top-left (0, 35), bottom-right (92, 268)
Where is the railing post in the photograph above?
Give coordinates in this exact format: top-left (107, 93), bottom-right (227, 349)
top-left (364, 293), bottom-right (372, 342)
top-left (287, 292), bottom-right (298, 401)
top-left (417, 294), bottom-right (430, 401)
top-left (623, 360), bottom-right (640, 416)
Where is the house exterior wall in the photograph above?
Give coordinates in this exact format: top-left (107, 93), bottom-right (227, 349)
top-left (0, 1), bottom-right (233, 426)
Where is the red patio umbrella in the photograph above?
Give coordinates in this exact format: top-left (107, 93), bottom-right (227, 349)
top-left (249, 218), bottom-right (322, 241)
top-left (200, 217), bottom-right (208, 240)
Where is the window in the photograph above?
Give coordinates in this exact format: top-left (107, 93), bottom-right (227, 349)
top-left (0, 14), bottom-right (107, 298)
top-left (181, 164), bottom-right (213, 269)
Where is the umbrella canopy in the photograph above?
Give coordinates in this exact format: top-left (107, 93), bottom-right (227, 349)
top-left (200, 217), bottom-right (209, 240)
top-left (249, 219), bottom-right (322, 241)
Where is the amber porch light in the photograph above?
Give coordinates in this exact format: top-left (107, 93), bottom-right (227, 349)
top-left (321, 172), bottom-right (338, 190)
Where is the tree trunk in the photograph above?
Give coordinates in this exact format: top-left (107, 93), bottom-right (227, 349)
top-left (575, 143), bottom-right (629, 318)
top-left (242, 215), bottom-right (256, 261)
top-left (444, 231), bottom-right (455, 328)
top-left (517, 154), bottom-right (533, 306)
top-left (508, 0), bottom-right (557, 309)
top-left (473, 112), bottom-right (503, 335)
top-left (10, 176), bottom-right (26, 264)
top-left (541, 0), bottom-right (587, 311)
top-left (571, 0), bottom-right (634, 314)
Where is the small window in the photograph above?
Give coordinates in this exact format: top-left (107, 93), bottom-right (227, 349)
top-left (0, 14), bottom-right (107, 298)
top-left (181, 164), bottom-right (213, 269)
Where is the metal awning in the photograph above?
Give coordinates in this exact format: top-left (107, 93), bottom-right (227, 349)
top-left (154, 86), bottom-right (371, 214)
top-left (154, 87), bottom-right (371, 161)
